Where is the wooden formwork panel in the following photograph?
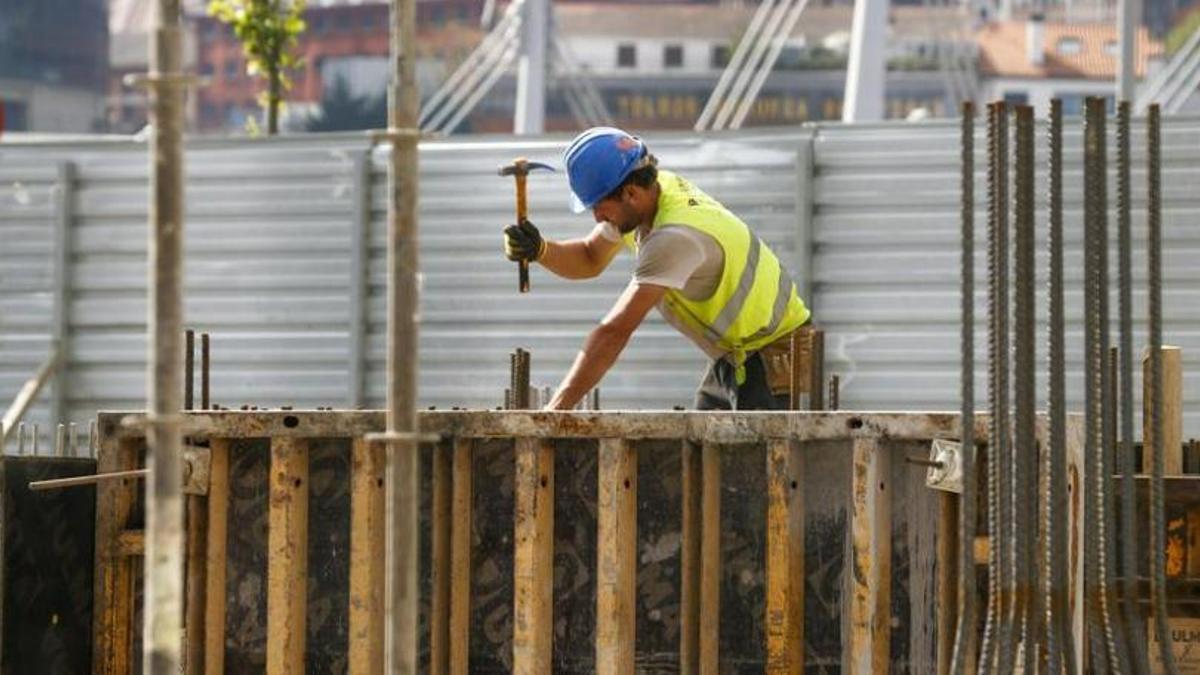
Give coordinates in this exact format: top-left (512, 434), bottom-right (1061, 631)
top-left (91, 410), bottom-right (1084, 674)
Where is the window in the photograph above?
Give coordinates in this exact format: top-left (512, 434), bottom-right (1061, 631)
top-left (664, 44), bottom-right (684, 68)
top-left (199, 61), bottom-right (214, 76)
top-left (1104, 40), bottom-right (1120, 56)
top-left (1057, 37), bottom-right (1082, 55)
top-left (225, 60), bottom-right (239, 80)
top-left (711, 44), bottom-right (731, 68)
top-left (617, 44), bottom-right (637, 68)
top-left (1003, 91), bottom-right (1028, 105)
top-left (310, 15), bottom-right (325, 33)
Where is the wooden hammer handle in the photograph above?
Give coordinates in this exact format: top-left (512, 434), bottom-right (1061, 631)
top-left (516, 173), bottom-right (530, 293)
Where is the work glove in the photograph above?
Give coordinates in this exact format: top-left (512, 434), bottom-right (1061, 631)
top-left (504, 219), bottom-right (546, 262)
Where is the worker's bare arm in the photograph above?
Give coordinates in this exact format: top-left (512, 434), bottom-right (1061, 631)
top-left (546, 281), bottom-right (666, 410)
top-left (539, 227), bottom-right (622, 279)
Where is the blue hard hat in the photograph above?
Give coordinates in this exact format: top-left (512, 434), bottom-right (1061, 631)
top-left (562, 127), bottom-right (647, 213)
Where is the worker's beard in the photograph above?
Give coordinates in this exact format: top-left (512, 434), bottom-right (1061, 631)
top-left (611, 202), bottom-right (645, 234)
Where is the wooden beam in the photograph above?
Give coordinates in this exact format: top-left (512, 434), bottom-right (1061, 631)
top-left (596, 438), bottom-right (637, 675)
top-left (204, 438), bottom-right (230, 675)
top-left (700, 442), bottom-right (722, 674)
top-left (348, 438), bottom-right (385, 675)
top-left (1143, 345), bottom-right (1183, 475)
top-left (765, 439), bottom-right (804, 674)
top-left (92, 436), bottom-right (140, 675)
top-left (513, 438), bottom-right (555, 675)
top-left (185, 493), bottom-right (208, 675)
top-left (846, 437), bottom-right (892, 675)
top-left (431, 440), bottom-right (452, 675)
top-left (450, 437), bottom-right (474, 675)
top-left (936, 493), bottom-right (959, 675)
top-left (267, 437), bottom-right (309, 675)
top-left (114, 530), bottom-right (145, 557)
top-left (679, 440), bottom-right (702, 673)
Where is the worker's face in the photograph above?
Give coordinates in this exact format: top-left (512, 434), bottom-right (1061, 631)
top-left (592, 185), bottom-right (648, 234)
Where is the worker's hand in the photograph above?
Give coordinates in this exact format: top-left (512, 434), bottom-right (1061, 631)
top-left (504, 220), bottom-right (546, 262)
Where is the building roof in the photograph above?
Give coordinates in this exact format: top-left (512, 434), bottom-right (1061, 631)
top-left (975, 20), bottom-right (1163, 79)
top-left (553, 3), bottom-right (967, 42)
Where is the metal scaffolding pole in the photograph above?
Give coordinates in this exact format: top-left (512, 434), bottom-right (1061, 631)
top-left (842, 0), bottom-right (888, 122)
top-left (385, 0), bottom-right (421, 669)
top-left (514, 0), bottom-right (548, 134)
top-left (144, 0), bottom-right (187, 670)
top-left (1117, 0), bottom-right (1139, 101)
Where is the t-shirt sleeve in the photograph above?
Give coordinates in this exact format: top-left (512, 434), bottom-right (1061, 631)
top-left (633, 227), bottom-right (706, 290)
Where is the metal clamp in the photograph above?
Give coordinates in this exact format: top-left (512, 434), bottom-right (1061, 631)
top-left (917, 438), bottom-right (963, 493)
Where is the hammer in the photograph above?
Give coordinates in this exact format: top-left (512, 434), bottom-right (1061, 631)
top-left (498, 157), bottom-right (554, 293)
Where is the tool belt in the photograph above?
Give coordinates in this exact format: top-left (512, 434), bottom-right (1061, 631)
top-left (757, 323), bottom-right (815, 397)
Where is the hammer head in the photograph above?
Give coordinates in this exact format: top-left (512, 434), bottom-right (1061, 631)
top-left (498, 157), bottom-right (555, 177)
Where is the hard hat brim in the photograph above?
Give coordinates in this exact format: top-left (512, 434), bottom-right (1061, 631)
top-left (569, 191), bottom-right (588, 214)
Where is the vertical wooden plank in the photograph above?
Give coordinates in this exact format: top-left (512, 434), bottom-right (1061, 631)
top-left (680, 440), bottom-right (702, 673)
top-left (204, 438), bottom-right (230, 675)
top-left (1143, 345), bottom-right (1184, 475)
top-left (349, 438), bottom-right (386, 675)
top-left (185, 493), bottom-right (207, 674)
top-left (513, 438), bottom-right (555, 675)
top-left (431, 439), bottom-right (452, 675)
top-left (845, 437), bottom-right (892, 675)
top-left (935, 493), bottom-right (959, 675)
top-left (267, 437), bottom-right (309, 675)
top-left (596, 438), bottom-right (637, 675)
top-left (766, 439), bottom-right (805, 674)
top-left (92, 435), bottom-right (139, 675)
top-left (449, 437), bottom-right (474, 675)
top-left (700, 442), bottom-right (722, 674)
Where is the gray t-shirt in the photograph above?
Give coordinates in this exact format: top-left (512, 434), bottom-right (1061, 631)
top-left (594, 220), bottom-right (726, 357)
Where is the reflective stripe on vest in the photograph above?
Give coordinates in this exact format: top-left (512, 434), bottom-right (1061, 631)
top-left (637, 170), bottom-right (810, 377)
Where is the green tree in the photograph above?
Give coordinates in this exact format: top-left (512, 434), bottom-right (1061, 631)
top-left (305, 75), bottom-right (387, 132)
top-left (208, 0), bottom-right (307, 134)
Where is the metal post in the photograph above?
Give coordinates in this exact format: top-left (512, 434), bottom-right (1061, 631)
top-left (513, 0), bottom-right (547, 133)
top-left (56, 424), bottom-right (66, 458)
top-left (385, 0), bottom-right (421, 668)
top-left (1117, 0), bottom-right (1139, 101)
top-left (1146, 103), bottom-right (1178, 673)
top-left (69, 422), bottom-right (78, 458)
top-left (185, 329), bottom-right (195, 410)
top-left (841, 0), bottom-right (888, 122)
top-left (50, 161), bottom-right (76, 433)
top-left (143, 0), bottom-right (187, 670)
top-left (949, 100), bottom-right (977, 675)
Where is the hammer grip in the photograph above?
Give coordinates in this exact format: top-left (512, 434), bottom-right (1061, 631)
top-left (515, 173), bottom-right (530, 293)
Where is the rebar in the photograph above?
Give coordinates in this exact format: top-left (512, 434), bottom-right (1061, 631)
top-left (979, 100), bottom-right (1003, 673)
top-left (829, 374), bottom-right (840, 411)
top-left (55, 423), bottom-right (66, 458)
top-left (950, 100), bottom-right (977, 675)
top-left (1146, 103), bottom-right (1178, 673)
top-left (1012, 105), bottom-right (1039, 666)
top-left (201, 333), bottom-right (210, 410)
top-left (1043, 97), bottom-right (1078, 675)
top-left (17, 422), bottom-right (25, 456)
top-left (1098, 100), bottom-right (1134, 673)
top-left (1084, 96), bottom-right (1127, 672)
top-left (995, 100), bottom-right (1018, 675)
top-left (68, 422), bottom-right (77, 458)
top-left (31, 424), bottom-right (39, 456)
top-left (185, 329), bottom-right (194, 410)
top-left (89, 420), bottom-right (97, 458)
top-left (1115, 100), bottom-right (1150, 675)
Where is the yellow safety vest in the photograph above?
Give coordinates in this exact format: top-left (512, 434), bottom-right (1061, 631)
top-left (627, 170), bottom-right (811, 382)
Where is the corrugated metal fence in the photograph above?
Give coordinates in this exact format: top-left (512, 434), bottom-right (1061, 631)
top-left (2, 118), bottom-right (1198, 449)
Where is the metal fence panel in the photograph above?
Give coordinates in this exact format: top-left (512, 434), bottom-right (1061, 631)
top-left (3, 118), bottom-right (1199, 450)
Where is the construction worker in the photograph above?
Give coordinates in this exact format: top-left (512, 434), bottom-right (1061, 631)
top-left (504, 127), bottom-right (811, 411)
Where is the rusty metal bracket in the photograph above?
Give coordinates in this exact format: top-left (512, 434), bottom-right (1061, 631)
top-left (182, 444), bottom-right (210, 495)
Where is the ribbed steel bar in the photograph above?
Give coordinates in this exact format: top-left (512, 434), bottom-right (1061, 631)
top-left (1012, 105), bottom-right (1038, 668)
top-left (1043, 98), bottom-right (1077, 675)
top-left (1083, 96), bottom-right (1124, 673)
top-left (1116, 100), bottom-right (1150, 675)
top-left (185, 329), bottom-right (194, 410)
top-left (995, 102), bottom-right (1018, 675)
top-left (201, 333), bottom-right (210, 410)
top-left (1096, 97), bottom-right (1134, 674)
top-left (1146, 104), bottom-right (1178, 674)
top-left (979, 100), bottom-right (1012, 673)
top-left (385, 0), bottom-right (421, 667)
top-left (950, 100), bottom-right (977, 675)
top-left (145, 0), bottom-right (187, 670)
